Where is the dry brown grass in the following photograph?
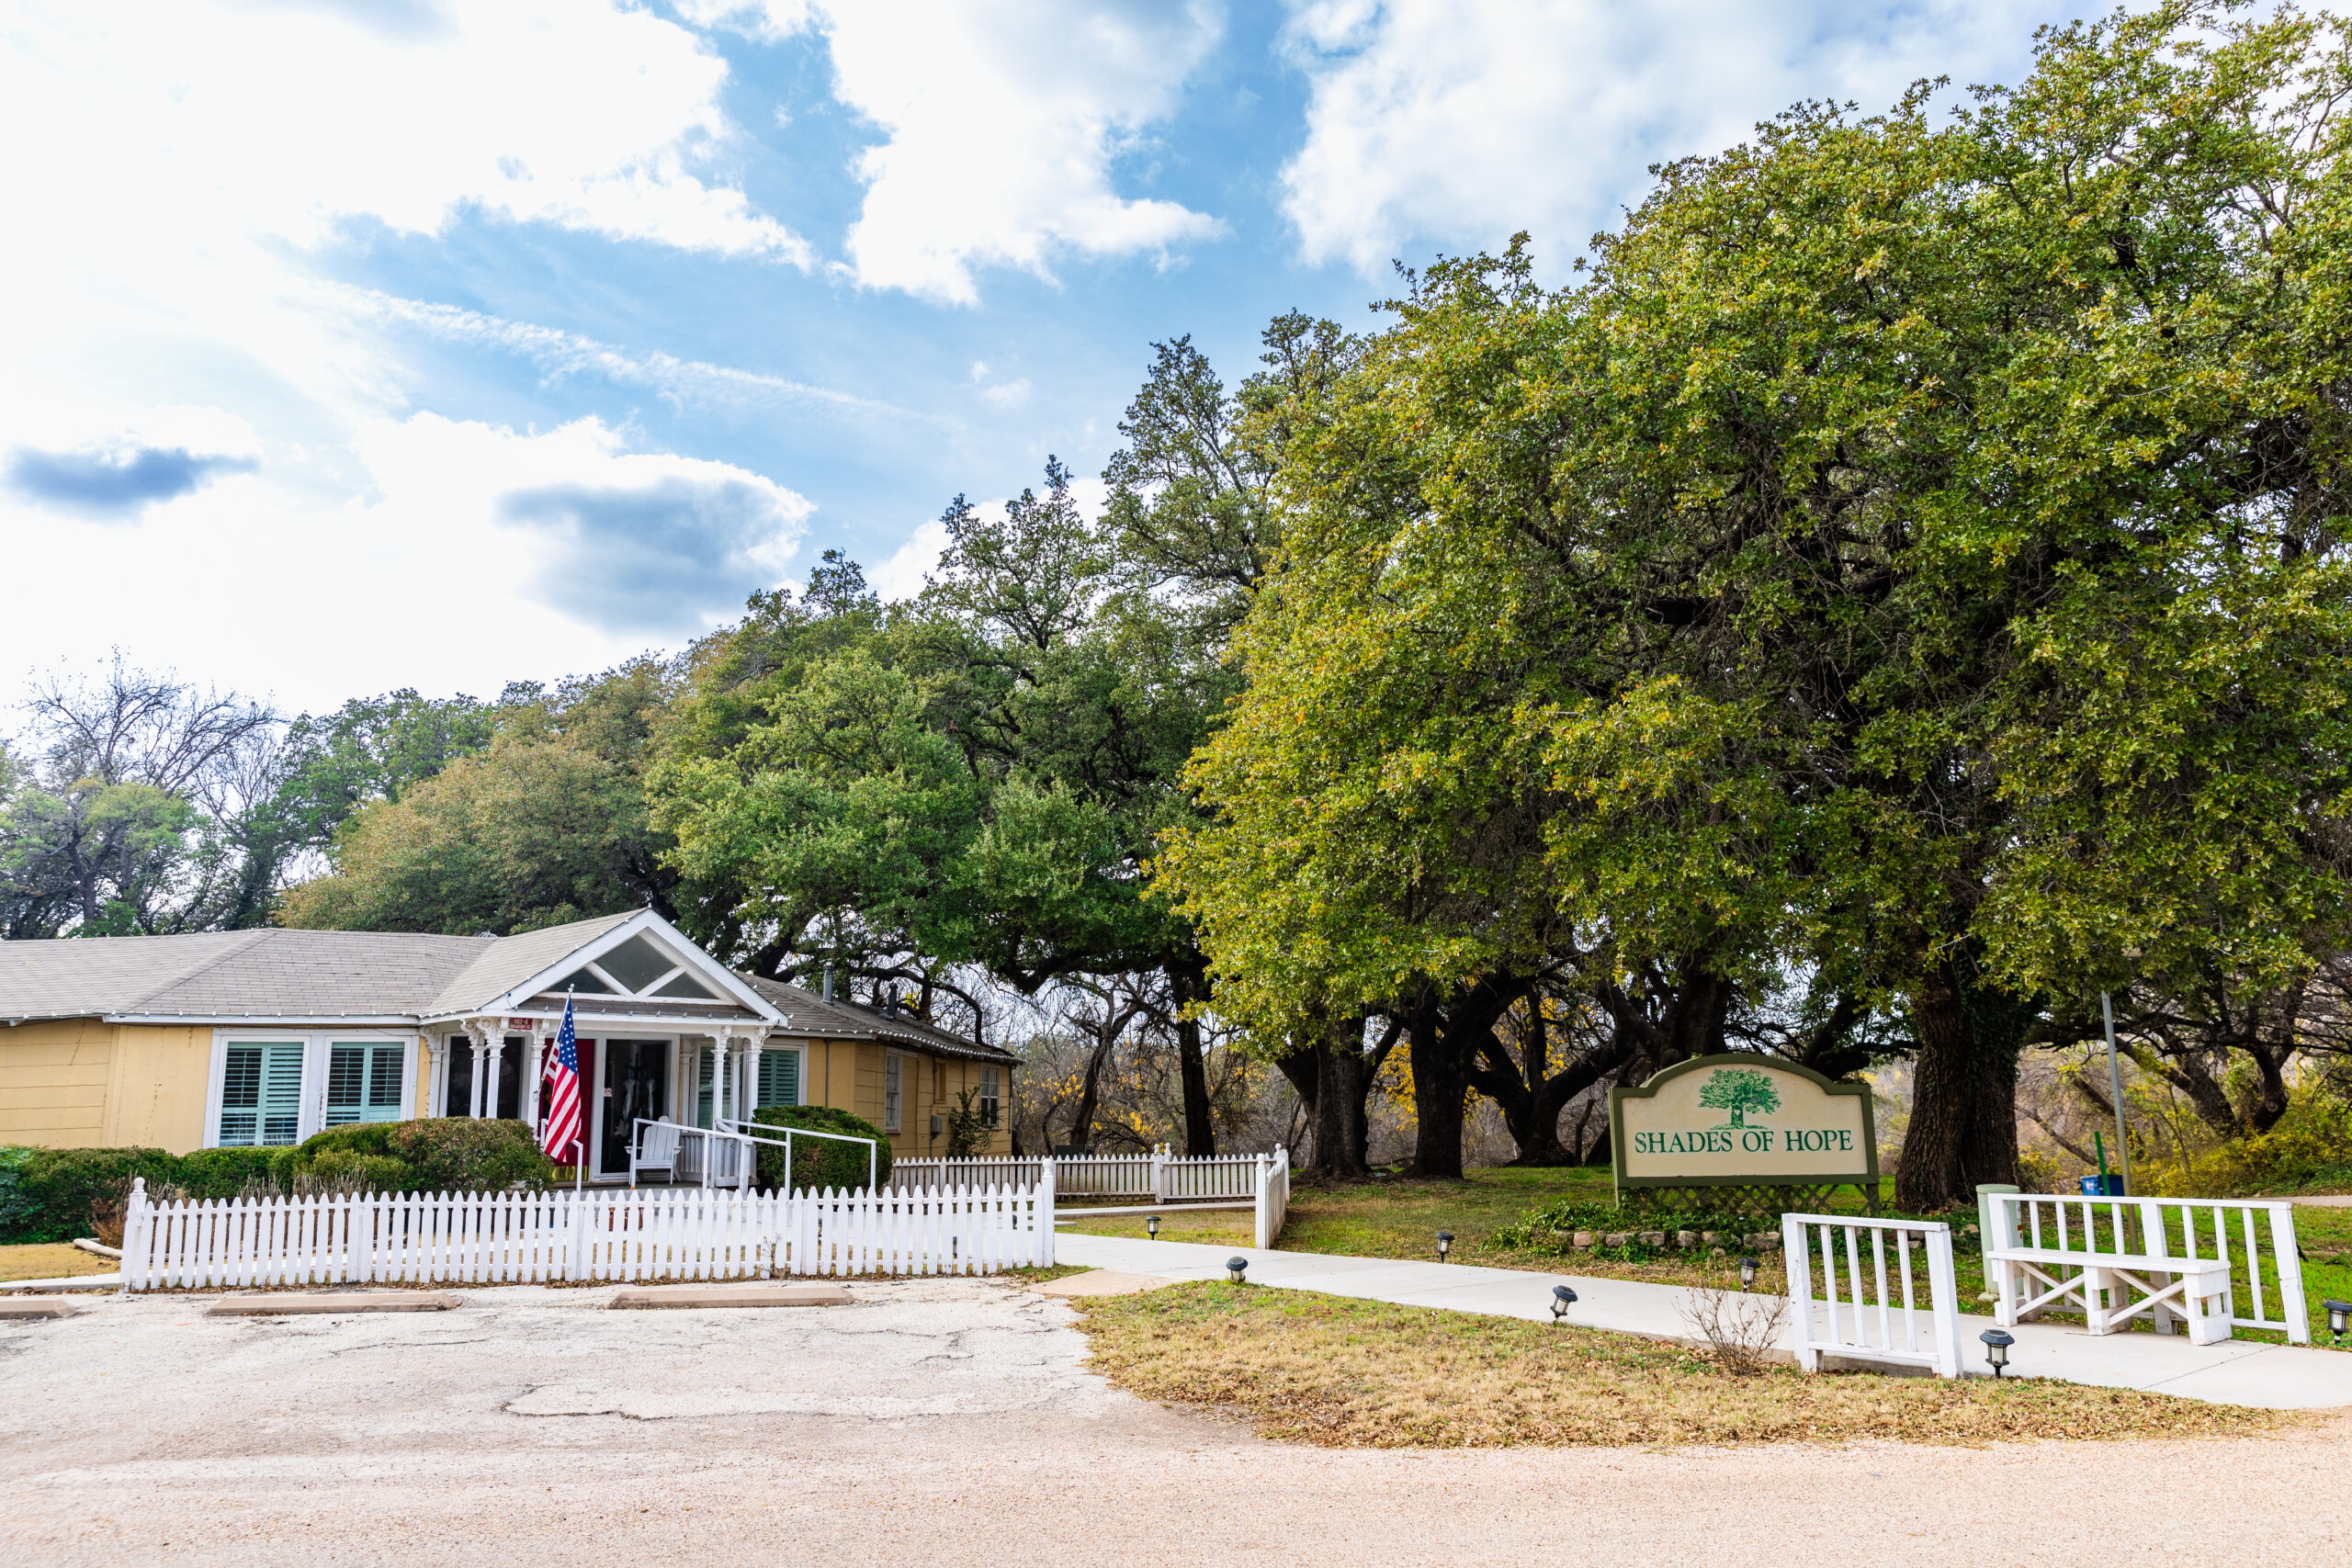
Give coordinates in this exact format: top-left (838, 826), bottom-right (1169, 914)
top-left (1076, 1281), bottom-right (2296, 1449)
top-left (0, 1243), bottom-right (115, 1283)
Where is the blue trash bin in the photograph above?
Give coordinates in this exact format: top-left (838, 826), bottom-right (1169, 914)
top-left (2079, 1173), bottom-right (2125, 1196)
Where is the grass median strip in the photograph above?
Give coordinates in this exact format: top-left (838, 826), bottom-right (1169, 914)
top-left (1075, 1281), bottom-right (2295, 1449)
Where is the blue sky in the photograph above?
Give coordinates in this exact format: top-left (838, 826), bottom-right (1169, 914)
top-left (0, 0), bottom-right (2087, 714)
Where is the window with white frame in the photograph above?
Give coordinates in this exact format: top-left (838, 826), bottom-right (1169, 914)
top-left (325, 1042), bottom-right (407, 1126)
top-left (219, 1042), bottom-right (304, 1146)
top-left (978, 1066), bottom-right (1001, 1129)
top-left (883, 1053), bottom-right (903, 1133)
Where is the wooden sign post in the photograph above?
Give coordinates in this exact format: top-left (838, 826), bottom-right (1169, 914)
top-left (1610, 1055), bottom-right (1878, 1213)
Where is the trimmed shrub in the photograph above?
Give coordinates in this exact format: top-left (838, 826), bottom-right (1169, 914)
top-left (301, 1150), bottom-right (413, 1193)
top-left (0, 1145), bottom-right (34, 1241)
top-left (177, 1147), bottom-right (285, 1200)
top-left (3, 1145), bottom-right (181, 1243)
top-left (274, 1122), bottom-right (401, 1191)
top-left (384, 1118), bottom-right (552, 1192)
top-left (269, 1119), bottom-right (549, 1193)
top-left (752, 1105), bottom-right (891, 1193)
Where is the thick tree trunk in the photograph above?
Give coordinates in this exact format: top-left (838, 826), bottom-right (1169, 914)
top-left (1170, 959), bottom-right (1216, 1156)
top-left (1408, 991), bottom-right (1467, 1179)
top-left (1313, 1022), bottom-right (1374, 1179)
top-left (1498, 1004), bottom-right (1571, 1164)
top-left (1895, 960), bottom-right (2031, 1212)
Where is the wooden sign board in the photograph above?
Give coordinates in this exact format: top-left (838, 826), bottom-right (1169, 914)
top-left (1610, 1055), bottom-right (1877, 1196)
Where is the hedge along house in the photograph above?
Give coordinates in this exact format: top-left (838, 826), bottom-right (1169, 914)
top-left (0, 909), bottom-right (1017, 1179)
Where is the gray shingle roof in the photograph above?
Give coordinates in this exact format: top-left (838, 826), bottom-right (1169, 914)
top-left (0, 913), bottom-right (658, 1023)
top-left (734, 973), bottom-right (1019, 1065)
top-left (0, 930), bottom-right (267, 1022)
top-left (424, 913), bottom-right (637, 1016)
top-left (131, 930), bottom-right (490, 1018)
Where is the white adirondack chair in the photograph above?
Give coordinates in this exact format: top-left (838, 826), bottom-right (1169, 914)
top-left (630, 1116), bottom-right (680, 1188)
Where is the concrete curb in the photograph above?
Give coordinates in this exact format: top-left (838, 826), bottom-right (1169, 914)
top-left (207, 1292), bottom-right (460, 1316)
top-left (0, 1297), bottom-right (82, 1319)
top-left (3, 1273), bottom-right (123, 1292)
top-left (608, 1283), bottom-right (854, 1309)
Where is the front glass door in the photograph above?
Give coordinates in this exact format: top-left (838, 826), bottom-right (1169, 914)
top-left (597, 1039), bottom-right (668, 1177)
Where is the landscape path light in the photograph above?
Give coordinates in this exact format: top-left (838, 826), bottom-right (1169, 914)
top-left (1436, 1230), bottom-right (1453, 1263)
top-left (1737, 1257), bottom-right (1758, 1292)
top-left (2325, 1299), bottom-right (2352, 1344)
top-left (1980, 1328), bottom-right (2015, 1378)
top-left (1551, 1284), bottom-right (1577, 1324)
top-left (1227, 1256), bottom-right (1249, 1285)
top-left (1147, 1213), bottom-right (1160, 1240)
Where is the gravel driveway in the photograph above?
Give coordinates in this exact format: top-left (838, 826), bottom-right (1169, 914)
top-left (4, 1279), bottom-right (2346, 1565)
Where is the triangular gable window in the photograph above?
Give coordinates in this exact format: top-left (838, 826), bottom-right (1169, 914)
top-left (555, 967), bottom-right (614, 995)
top-left (596, 934), bottom-right (678, 993)
top-left (652, 971), bottom-right (718, 1001)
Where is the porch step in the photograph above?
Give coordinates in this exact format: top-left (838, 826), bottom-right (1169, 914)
top-left (608, 1282), bottom-right (853, 1310)
top-left (207, 1291), bottom-right (461, 1315)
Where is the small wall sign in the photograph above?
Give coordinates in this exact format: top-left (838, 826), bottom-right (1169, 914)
top-left (1610, 1055), bottom-right (1877, 1196)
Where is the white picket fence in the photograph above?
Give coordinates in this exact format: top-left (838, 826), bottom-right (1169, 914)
top-left (888, 1146), bottom-right (1272, 1201)
top-left (119, 1175), bottom-right (1055, 1291)
top-left (1989, 1192), bottom-right (2308, 1341)
top-left (1253, 1148), bottom-right (1289, 1251)
top-left (1782, 1213), bottom-right (1962, 1379)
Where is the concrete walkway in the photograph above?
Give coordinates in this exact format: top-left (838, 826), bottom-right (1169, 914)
top-left (1056, 1232), bottom-right (2352, 1411)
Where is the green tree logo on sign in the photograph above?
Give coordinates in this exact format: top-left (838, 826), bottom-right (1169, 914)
top-left (1699, 1067), bottom-right (1781, 1129)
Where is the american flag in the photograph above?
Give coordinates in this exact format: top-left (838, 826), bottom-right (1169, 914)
top-left (540, 994), bottom-right (582, 1166)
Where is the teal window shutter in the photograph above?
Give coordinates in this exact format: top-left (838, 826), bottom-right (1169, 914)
top-left (221, 1042), bottom-right (305, 1146)
top-left (757, 1047), bottom-right (799, 1109)
top-left (327, 1043), bottom-right (407, 1125)
top-left (695, 1046), bottom-right (714, 1129)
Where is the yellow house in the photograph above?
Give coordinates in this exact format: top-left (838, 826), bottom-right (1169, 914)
top-left (0, 909), bottom-right (1015, 1176)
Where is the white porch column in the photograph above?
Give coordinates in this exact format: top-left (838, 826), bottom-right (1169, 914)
top-left (521, 1029), bottom-right (548, 1135)
top-left (741, 1033), bottom-right (763, 1121)
top-left (468, 1021), bottom-right (497, 1119)
top-left (425, 1036), bottom-right (447, 1118)
top-left (711, 1035), bottom-right (731, 1127)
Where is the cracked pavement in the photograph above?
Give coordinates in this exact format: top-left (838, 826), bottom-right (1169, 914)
top-left (4, 1278), bottom-right (2348, 1566)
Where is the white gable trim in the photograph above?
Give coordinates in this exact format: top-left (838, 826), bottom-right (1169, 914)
top-left (449, 909), bottom-right (785, 1026)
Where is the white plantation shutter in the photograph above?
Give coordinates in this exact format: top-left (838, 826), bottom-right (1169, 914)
top-left (220, 1043), bottom-right (305, 1146)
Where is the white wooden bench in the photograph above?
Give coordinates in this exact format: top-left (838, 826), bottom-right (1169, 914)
top-left (1987, 1193), bottom-right (2309, 1346)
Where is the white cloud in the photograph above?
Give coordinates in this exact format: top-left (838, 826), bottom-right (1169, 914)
top-left (0, 1), bottom-right (814, 497)
top-left (2, 1), bottom-right (805, 268)
top-left (978, 378), bottom-right (1033, 410)
top-left (323, 286), bottom-right (911, 420)
top-left (0, 412), bottom-right (808, 707)
top-left (1277, 0), bottom-right (2062, 277)
top-left (702, 2), bottom-right (1228, 303)
top-left (869, 517), bottom-right (950, 604)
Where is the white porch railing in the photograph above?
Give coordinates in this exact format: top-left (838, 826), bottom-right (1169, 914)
top-left (662, 1123), bottom-right (755, 1190)
top-left (119, 1176), bottom-right (1055, 1290)
top-left (1781, 1213), bottom-right (1963, 1379)
top-left (1988, 1192), bottom-right (2308, 1342)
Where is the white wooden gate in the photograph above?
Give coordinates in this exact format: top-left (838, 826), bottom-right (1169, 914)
top-left (1781, 1213), bottom-right (1962, 1378)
